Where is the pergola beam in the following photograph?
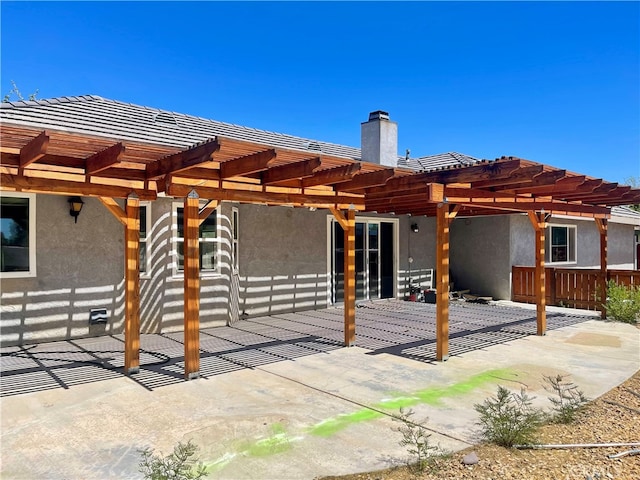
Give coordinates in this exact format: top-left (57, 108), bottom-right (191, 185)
top-left (261, 157), bottom-right (321, 184)
top-left (337, 169), bottom-right (397, 192)
top-left (220, 149), bottom-right (277, 178)
top-left (493, 169), bottom-right (568, 192)
top-left (19, 131), bottom-right (49, 168)
top-left (470, 164), bottom-right (545, 188)
top-left (0, 172), bottom-right (157, 200)
top-left (301, 163), bottom-right (362, 187)
top-left (85, 143), bottom-right (125, 176)
top-left (198, 199), bottom-right (219, 224)
top-left (98, 197), bottom-right (127, 225)
top-left (167, 183), bottom-right (364, 209)
top-left (146, 138), bottom-right (220, 180)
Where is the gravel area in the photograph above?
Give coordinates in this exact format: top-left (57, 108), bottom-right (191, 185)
top-left (320, 370), bottom-right (640, 480)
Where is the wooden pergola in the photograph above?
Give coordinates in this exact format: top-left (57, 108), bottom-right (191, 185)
top-left (2, 125), bottom-right (639, 377)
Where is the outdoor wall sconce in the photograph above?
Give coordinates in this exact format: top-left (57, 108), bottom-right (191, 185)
top-left (411, 223), bottom-right (419, 233)
top-left (68, 196), bottom-right (84, 223)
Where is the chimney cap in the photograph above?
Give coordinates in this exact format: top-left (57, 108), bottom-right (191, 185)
top-left (368, 110), bottom-right (390, 121)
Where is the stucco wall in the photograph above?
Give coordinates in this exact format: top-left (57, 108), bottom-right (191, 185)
top-left (237, 204), bottom-right (330, 316)
top-left (0, 195), bottom-right (233, 346)
top-left (400, 216), bottom-right (437, 293)
top-left (450, 215), bottom-right (512, 299)
top-left (1, 195), bottom-right (126, 345)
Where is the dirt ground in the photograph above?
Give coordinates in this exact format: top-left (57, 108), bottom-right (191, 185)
top-left (319, 370), bottom-right (640, 480)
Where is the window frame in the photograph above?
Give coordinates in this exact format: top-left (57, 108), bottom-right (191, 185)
top-left (139, 202), bottom-right (151, 278)
top-left (232, 207), bottom-right (239, 273)
top-left (0, 192), bottom-right (36, 278)
top-left (171, 201), bottom-right (220, 277)
top-left (545, 224), bottom-right (577, 265)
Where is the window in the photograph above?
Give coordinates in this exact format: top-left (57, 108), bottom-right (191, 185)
top-left (174, 204), bottom-right (217, 273)
top-left (546, 225), bottom-right (577, 264)
top-left (232, 207), bottom-right (239, 272)
top-left (1, 192), bottom-right (36, 277)
top-left (139, 203), bottom-right (150, 274)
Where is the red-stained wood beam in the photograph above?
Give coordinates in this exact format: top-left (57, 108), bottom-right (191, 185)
top-left (505, 175), bottom-right (587, 195)
top-left (85, 143), bottom-right (125, 176)
top-left (167, 183), bottom-right (364, 209)
top-left (261, 157), bottom-right (321, 184)
top-left (124, 195), bottom-right (141, 374)
top-left (470, 164), bottom-right (545, 188)
top-left (19, 131), bottom-right (49, 168)
top-left (220, 149), bottom-right (277, 178)
top-left (183, 190), bottom-right (201, 379)
top-left (595, 218), bottom-right (608, 319)
top-left (528, 211), bottom-right (547, 336)
top-left (98, 197), bottom-right (126, 225)
top-left (198, 199), bottom-right (218, 224)
top-left (436, 202), bottom-right (450, 360)
top-left (386, 158), bottom-right (523, 190)
top-left (146, 138), bottom-right (220, 180)
top-left (337, 169), bottom-right (397, 192)
top-left (301, 163), bottom-right (362, 188)
top-left (491, 169), bottom-right (568, 192)
top-left (0, 173), bottom-right (157, 200)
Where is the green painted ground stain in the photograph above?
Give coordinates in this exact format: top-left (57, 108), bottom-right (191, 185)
top-left (309, 368), bottom-right (513, 437)
top-left (244, 423), bottom-right (294, 457)
top-left (202, 369), bottom-right (517, 470)
top-left (310, 408), bottom-right (384, 437)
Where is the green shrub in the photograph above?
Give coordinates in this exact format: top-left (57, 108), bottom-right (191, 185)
top-left (474, 386), bottom-right (543, 447)
top-left (604, 280), bottom-right (640, 324)
top-left (542, 374), bottom-right (589, 424)
top-left (138, 440), bottom-right (208, 480)
top-left (392, 408), bottom-right (446, 473)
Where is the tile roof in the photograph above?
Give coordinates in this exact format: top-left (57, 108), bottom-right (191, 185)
top-left (1, 95), bottom-right (486, 170)
top-left (0, 95), bottom-right (363, 160)
top-left (400, 151), bottom-right (482, 172)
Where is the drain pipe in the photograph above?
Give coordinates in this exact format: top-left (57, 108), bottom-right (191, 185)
top-left (514, 442), bottom-right (640, 450)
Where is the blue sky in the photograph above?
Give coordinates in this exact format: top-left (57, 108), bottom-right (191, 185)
top-left (2, 1), bottom-right (638, 183)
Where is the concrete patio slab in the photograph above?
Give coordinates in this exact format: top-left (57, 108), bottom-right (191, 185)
top-left (1, 301), bottom-right (638, 479)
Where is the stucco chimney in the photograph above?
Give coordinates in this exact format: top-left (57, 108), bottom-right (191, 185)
top-left (361, 110), bottom-right (398, 167)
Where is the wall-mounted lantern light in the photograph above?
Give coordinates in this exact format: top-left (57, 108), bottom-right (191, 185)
top-left (68, 196), bottom-right (84, 223)
top-left (411, 223), bottom-right (419, 233)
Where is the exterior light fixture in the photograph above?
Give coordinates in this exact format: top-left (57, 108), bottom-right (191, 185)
top-left (68, 196), bottom-right (84, 223)
top-left (411, 223), bottom-right (419, 233)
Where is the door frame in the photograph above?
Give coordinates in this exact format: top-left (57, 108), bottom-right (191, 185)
top-left (326, 214), bottom-right (399, 305)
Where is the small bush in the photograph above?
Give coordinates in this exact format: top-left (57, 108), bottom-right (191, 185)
top-left (138, 440), bottom-right (208, 480)
top-left (543, 374), bottom-right (589, 424)
top-left (604, 280), bottom-right (640, 324)
top-left (392, 408), bottom-right (445, 473)
top-left (474, 386), bottom-right (543, 447)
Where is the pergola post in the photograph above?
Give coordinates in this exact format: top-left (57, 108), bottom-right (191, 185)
top-left (595, 218), bottom-right (608, 319)
top-left (528, 211), bottom-right (547, 335)
top-left (330, 207), bottom-right (356, 346)
top-left (124, 194), bottom-right (141, 374)
top-left (183, 190), bottom-right (201, 379)
top-left (435, 202), bottom-right (450, 361)
top-left (344, 209), bottom-right (356, 346)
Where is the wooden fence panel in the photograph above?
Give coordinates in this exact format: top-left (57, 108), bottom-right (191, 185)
top-left (512, 266), bottom-right (640, 312)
